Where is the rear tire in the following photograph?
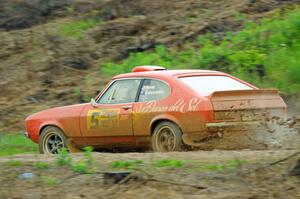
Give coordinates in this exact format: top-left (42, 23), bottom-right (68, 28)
top-left (39, 126), bottom-right (67, 154)
top-left (152, 121), bottom-right (183, 152)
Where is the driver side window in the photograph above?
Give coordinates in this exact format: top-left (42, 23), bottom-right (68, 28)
top-left (98, 79), bottom-right (141, 104)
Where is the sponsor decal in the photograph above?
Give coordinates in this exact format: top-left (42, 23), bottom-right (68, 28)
top-left (136, 98), bottom-right (202, 113)
top-left (87, 109), bottom-right (120, 130)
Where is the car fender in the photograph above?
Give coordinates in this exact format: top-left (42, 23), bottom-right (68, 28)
top-left (150, 114), bottom-right (184, 134)
top-left (38, 120), bottom-right (66, 136)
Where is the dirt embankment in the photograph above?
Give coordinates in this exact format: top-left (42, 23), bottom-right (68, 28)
top-left (1, 150), bottom-right (300, 198)
top-left (0, 0), bottom-right (300, 132)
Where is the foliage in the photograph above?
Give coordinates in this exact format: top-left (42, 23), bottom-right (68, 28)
top-left (227, 159), bottom-right (243, 169)
top-left (101, 45), bottom-right (186, 76)
top-left (73, 87), bottom-right (81, 97)
top-left (5, 160), bottom-right (22, 166)
top-left (66, 6), bottom-right (75, 14)
top-left (82, 146), bottom-right (95, 166)
top-left (199, 159), bottom-right (244, 173)
top-left (72, 146), bottom-right (96, 174)
top-left (73, 161), bottom-right (88, 174)
top-left (55, 146), bottom-right (96, 174)
top-left (199, 163), bottom-right (226, 172)
top-left (42, 176), bottom-right (57, 186)
top-left (56, 148), bottom-right (72, 166)
top-left (101, 7), bottom-right (300, 94)
top-left (59, 18), bottom-right (100, 39)
top-left (154, 159), bottom-right (185, 168)
top-left (35, 161), bottom-right (49, 170)
top-left (0, 134), bottom-right (38, 156)
top-left (111, 160), bottom-right (144, 169)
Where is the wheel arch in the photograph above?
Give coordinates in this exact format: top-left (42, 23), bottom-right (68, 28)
top-left (39, 122), bottom-right (66, 136)
top-left (150, 116), bottom-right (183, 135)
top-left (38, 123), bottom-right (69, 154)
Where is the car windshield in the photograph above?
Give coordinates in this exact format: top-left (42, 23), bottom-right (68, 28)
top-left (179, 75), bottom-right (253, 96)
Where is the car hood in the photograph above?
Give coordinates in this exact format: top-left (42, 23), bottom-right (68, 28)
top-left (25, 103), bottom-right (89, 121)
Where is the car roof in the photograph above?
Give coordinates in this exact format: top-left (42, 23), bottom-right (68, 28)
top-left (112, 69), bottom-right (227, 79)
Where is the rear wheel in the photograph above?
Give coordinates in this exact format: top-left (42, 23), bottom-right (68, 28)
top-left (39, 126), bottom-right (67, 154)
top-left (152, 121), bottom-right (183, 152)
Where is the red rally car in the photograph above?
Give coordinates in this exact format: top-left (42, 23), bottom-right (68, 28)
top-left (25, 66), bottom-right (286, 154)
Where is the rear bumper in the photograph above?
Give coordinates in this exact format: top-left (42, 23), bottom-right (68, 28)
top-left (183, 121), bottom-right (263, 146)
top-left (206, 121), bottom-right (261, 131)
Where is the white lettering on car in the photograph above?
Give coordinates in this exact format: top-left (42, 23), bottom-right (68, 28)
top-left (136, 98), bottom-right (202, 113)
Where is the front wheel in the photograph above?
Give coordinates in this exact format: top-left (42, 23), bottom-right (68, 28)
top-left (152, 121), bottom-right (183, 152)
top-left (39, 126), bottom-right (67, 154)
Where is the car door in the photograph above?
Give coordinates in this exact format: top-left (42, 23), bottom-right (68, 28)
top-left (133, 78), bottom-right (172, 136)
top-left (80, 79), bottom-right (142, 138)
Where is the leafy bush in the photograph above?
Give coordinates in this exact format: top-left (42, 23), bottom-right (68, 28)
top-left (72, 146), bottom-right (96, 174)
top-left (83, 146), bottom-right (94, 165)
top-left (59, 18), bottom-right (100, 39)
top-left (111, 160), bottom-right (144, 169)
top-left (199, 163), bottom-right (226, 172)
top-left (55, 146), bottom-right (96, 174)
top-left (101, 7), bottom-right (300, 94)
top-left (42, 176), bottom-right (57, 186)
top-left (56, 148), bottom-right (72, 166)
top-left (35, 162), bottom-right (49, 170)
top-left (73, 161), bottom-right (87, 174)
top-left (73, 87), bottom-right (81, 97)
top-left (5, 160), bottom-right (23, 166)
top-left (154, 159), bottom-right (185, 168)
top-left (199, 159), bottom-right (245, 173)
top-left (227, 159), bottom-right (243, 169)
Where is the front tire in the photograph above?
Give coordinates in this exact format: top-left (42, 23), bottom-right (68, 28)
top-left (39, 126), bottom-right (67, 154)
top-left (152, 121), bottom-right (183, 152)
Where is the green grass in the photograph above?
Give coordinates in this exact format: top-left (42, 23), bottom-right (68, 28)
top-left (73, 161), bottom-right (88, 174)
top-left (58, 18), bottom-right (101, 39)
top-left (5, 160), bottom-right (23, 166)
top-left (72, 146), bottom-right (96, 174)
top-left (35, 162), bottom-right (50, 170)
top-left (0, 134), bottom-right (38, 156)
top-left (101, 7), bottom-right (300, 94)
top-left (111, 160), bottom-right (144, 169)
top-left (42, 176), bottom-right (58, 186)
top-left (56, 148), bottom-right (72, 166)
top-left (154, 159), bottom-right (185, 168)
top-left (199, 159), bottom-right (244, 173)
top-left (199, 163), bottom-right (226, 172)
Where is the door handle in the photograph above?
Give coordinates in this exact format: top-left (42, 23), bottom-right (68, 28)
top-left (122, 105), bottom-right (132, 110)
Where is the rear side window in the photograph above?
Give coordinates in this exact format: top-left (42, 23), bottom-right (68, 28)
top-left (138, 79), bottom-right (170, 102)
top-left (180, 75), bottom-right (253, 96)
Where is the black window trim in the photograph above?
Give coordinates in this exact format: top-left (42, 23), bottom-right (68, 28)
top-left (96, 77), bottom-right (171, 104)
top-left (135, 79), bottom-right (145, 102)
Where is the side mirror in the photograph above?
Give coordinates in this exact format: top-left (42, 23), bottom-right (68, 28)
top-left (90, 98), bottom-right (97, 107)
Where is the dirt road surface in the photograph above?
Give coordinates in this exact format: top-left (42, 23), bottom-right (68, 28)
top-left (1, 149), bottom-right (300, 199)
